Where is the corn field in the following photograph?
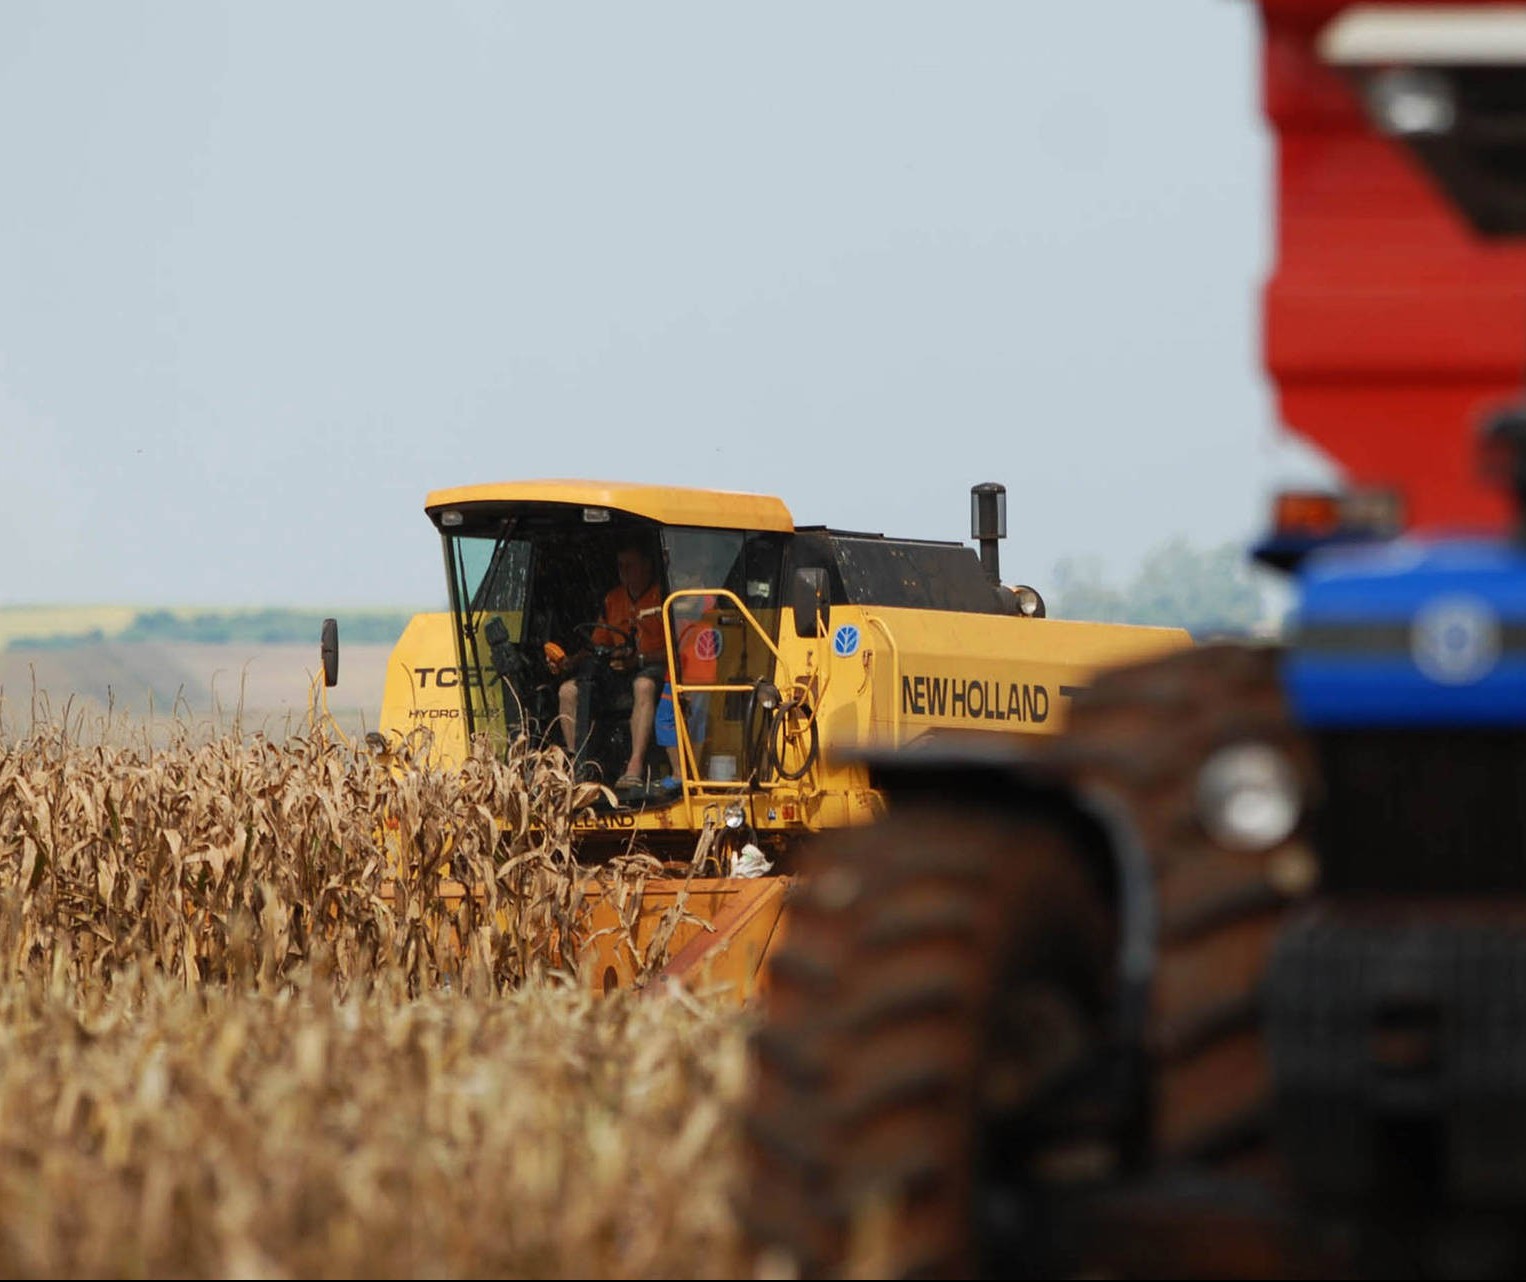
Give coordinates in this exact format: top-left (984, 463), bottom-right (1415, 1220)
top-left (0, 698), bottom-right (761, 1278)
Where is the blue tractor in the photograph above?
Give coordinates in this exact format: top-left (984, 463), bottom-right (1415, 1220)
top-left (741, 7), bottom-right (1526, 1278)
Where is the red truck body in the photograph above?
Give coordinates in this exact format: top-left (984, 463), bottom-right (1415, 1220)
top-left (1263, 0), bottom-right (1526, 534)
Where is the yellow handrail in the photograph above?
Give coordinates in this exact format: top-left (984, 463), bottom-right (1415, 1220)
top-left (660, 587), bottom-right (795, 792)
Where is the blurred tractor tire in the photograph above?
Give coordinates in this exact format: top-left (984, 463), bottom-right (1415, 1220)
top-left (1056, 642), bottom-right (1312, 1168)
top-left (741, 804), bottom-right (1114, 1280)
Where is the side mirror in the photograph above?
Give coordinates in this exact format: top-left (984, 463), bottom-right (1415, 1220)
top-left (790, 567), bottom-right (830, 638)
top-left (320, 617), bottom-right (339, 688)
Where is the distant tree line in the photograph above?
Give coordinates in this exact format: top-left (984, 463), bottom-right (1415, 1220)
top-left (9, 541), bottom-right (1275, 650)
top-left (10, 609), bottom-right (416, 650)
top-left (1046, 537), bottom-right (1280, 639)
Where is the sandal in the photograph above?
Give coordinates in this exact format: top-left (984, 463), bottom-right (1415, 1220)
top-left (614, 772), bottom-right (644, 790)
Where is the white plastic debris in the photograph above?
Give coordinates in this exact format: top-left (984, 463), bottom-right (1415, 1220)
top-left (730, 842), bottom-right (773, 878)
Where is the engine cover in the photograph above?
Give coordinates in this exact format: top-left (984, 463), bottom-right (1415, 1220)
top-left (1286, 538), bottom-right (1526, 728)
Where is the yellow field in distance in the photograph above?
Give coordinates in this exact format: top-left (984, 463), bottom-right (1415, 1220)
top-left (0, 605), bottom-right (149, 648)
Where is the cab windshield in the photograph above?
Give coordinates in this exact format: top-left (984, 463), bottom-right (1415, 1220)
top-left (438, 504), bottom-right (785, 786)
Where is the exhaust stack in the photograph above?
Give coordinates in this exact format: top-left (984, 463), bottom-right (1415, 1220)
top-left (970, 482), bottom-right (1007, 586)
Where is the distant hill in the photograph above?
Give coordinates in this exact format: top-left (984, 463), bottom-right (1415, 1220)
top-left (0, 605), bottom-right (415, 650)
top-left (0, 640), bottom-right (397, 741)
top-left (0, 606), bottom-right (143, 649)
top-left (0, 608), bottom-right (414, 739)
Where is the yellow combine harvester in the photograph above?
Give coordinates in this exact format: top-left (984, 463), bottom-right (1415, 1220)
top-left (331, 479), bottom-right (1190, 998)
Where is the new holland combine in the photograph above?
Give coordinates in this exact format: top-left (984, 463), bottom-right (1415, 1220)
top-left (742, 3), bottom-right (1526, 1278)
top-left (325, 480), bottom-right (1190, 996)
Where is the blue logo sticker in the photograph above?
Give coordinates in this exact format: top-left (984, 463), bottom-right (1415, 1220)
top-left (1412, 594), bottom-right (1501, 685)
top-left (833, 625), bottom-right (860, 657)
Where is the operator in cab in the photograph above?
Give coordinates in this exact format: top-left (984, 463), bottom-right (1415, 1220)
top-left (549, 542), bottom-right (667, 791)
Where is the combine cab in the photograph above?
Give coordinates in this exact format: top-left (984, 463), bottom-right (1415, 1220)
top-left (327, 479), bottom-right (1190, 998)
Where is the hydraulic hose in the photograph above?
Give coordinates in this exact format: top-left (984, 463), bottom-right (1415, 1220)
top-left (767, 704), bottom-right (820, 782)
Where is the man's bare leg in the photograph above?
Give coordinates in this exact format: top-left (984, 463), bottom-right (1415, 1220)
top-left (557, 679), bottom-right (581, 760)
top-left (623, 674), bottom-right (658, 780)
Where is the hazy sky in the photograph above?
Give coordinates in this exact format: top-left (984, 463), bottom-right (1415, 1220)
top-left (0, 2), bottom-right (1336, 609)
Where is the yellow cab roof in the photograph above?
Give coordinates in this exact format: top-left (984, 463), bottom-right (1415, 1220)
top-left (424, 479), bottom-right (795, 532)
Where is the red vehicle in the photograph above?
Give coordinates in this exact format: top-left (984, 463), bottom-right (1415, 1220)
top-left (1266, 0), bottom-right (1526, 530)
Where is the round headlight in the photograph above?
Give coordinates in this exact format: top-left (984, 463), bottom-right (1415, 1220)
top-left (1195, 743), bottom-right (1300, 853)
top-left (723, 801), bottom-right (747, 830)
top-left (1010, 584), bottom-right (1046, 618)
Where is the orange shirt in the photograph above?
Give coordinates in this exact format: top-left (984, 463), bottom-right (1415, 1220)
top-left (597, 581), bottom-right (665, 661)
top-left (675, 595), bottom-right (720, 684)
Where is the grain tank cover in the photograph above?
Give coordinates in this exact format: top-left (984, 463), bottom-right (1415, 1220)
top-left (1286, 538), bottom-right (1526, 726)
top-left (789, 529), bottom-right (1010, 614)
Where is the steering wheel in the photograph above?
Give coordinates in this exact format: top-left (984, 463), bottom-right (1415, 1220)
top-left (572, 620), bottom-right (636, 659)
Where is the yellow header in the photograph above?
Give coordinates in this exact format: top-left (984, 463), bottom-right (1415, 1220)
top-left (424, 479), bottom-right (795, 532)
